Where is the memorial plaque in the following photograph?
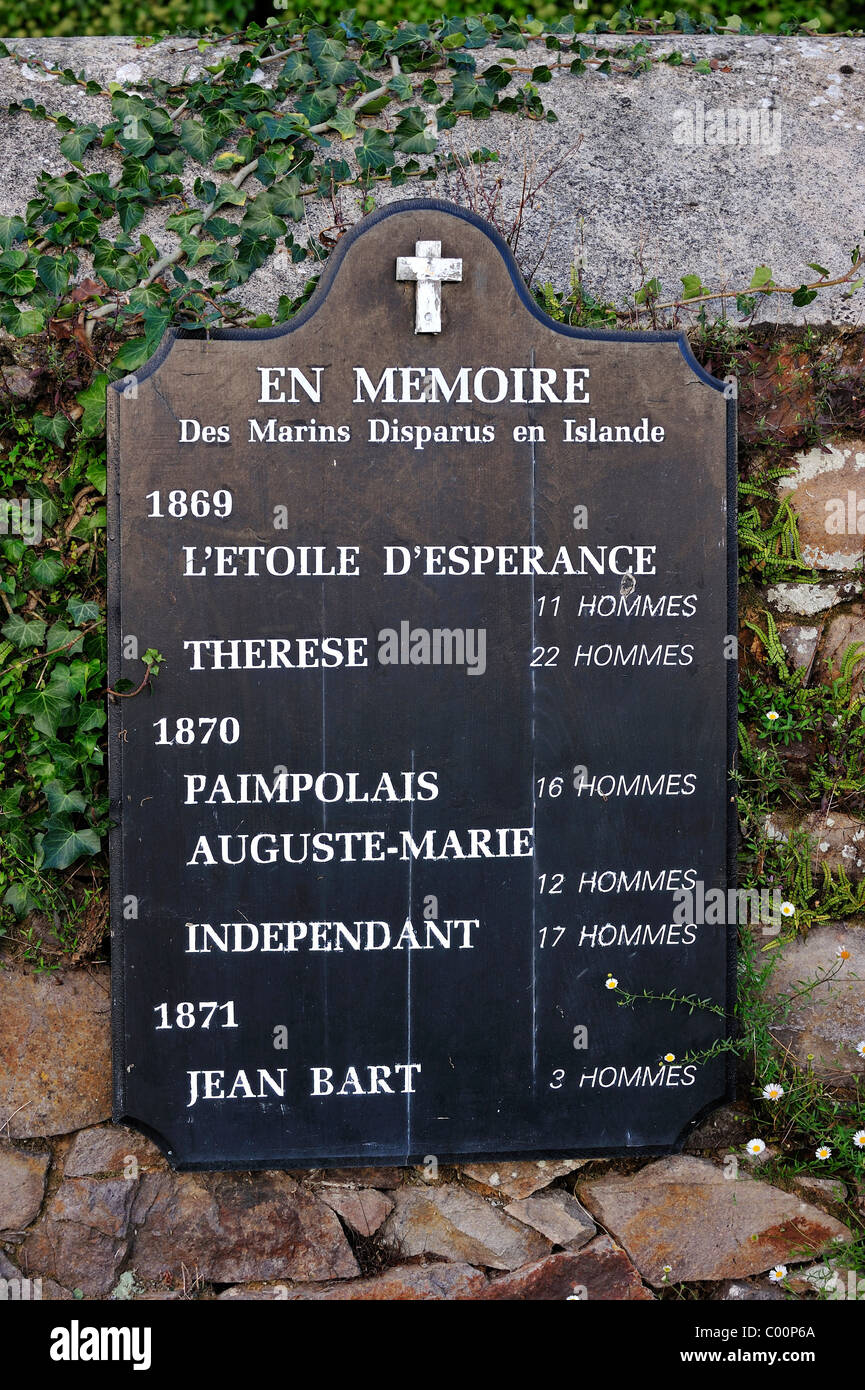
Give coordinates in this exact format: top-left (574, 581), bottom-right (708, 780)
top-left (108, 200), bottom-right (736, 1169)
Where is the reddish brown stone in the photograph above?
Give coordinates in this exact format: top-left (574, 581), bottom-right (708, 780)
top-left (382, 1184), bottom-right (551, 1270)
top-left (777, 441), bottom-right (865, 570)
top-left (129, 1171), bottom-right (358, 1285)
top-left (0, 1145), bottom-right (50, 1229)
top-left (460, 1158), bottom-right (586, 1200)
top-left (817, 607), bottom-right (865, 697)
top-left (64, 1124), bottom-right (167, 1178)
top-left (504, 1190), bottom-right (595, 1249)
top-left (20, 1176), bottom-right (138, 1296)
top-left (579, 1156), bottom-right (852, 1285)
top-left (473, 1238), bottom-right (653, 1300)
top-left (318, 1186), bottom-right (393, 1236)
top-left (222, 1262), bottom-right (488, 1301)
top-left (763, 922), bottom-right (865, 1079)
top-left (0, 966), bottom-right (111, 1138)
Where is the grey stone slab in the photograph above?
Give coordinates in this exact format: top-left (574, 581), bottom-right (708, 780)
top-left (0, 35), bottom-right (863, 323)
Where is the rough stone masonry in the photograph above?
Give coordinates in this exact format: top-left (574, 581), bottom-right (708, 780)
top-left (0, 30), bottom-right (863, 1300)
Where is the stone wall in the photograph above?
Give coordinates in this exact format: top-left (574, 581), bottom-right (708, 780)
top-left (1, 29), bottom-right (863, 1301)
top-left (0, 34), bottom-right (863, 324)
top-left (0, 993), bottom-right (854, 1300)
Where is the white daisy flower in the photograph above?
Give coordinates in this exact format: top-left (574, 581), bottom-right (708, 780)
top-left (768, 1265), bottom-right (787, 1283)
top-left (664, 1052), bottom-right (675, 1063)
top-left (745, 1138), bottom-right (766, 1156)
top-left (815, 1145), bottom-right (832, 1160)
top-left (836, 946), bottom-right (852, 961)
top-left (856, 1042), bottom-right (865, 1059)
top-left (605, 976), bottom-right (618, 990)
top-left (766, 710), bottom-right (780, 722)
top-left (762, 1083), bottom-right (784, 1100)
top-left (780, 902), bottom-right (795, 918)
top-left (853, 1130), bottom-right (865, 1149)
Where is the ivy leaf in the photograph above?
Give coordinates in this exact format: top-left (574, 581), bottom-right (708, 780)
top-left (750, 265), bottom-right (775, 291)
top-left (268, 177), bottom-right (304, 221)
top-left (15, 667), bottom-right (77, 738)
top-left (110, 336), bottom-right (150, 372)
top-left (119, 157), bottom-right (150, 191)
top-left (76, 374), bottom-right (108, 438)
top-left (0, 250), bottom-right (37, 297)
top-left (792, 285), bottom-right (818, 307)
top-left (3, 883), bottom-right (40, 917)
top-left (327, 108), bottom-right (358, 140)
top-left (260, 111), bottom-right (312, 141)
top-left (680, 274), bottom-right (705, 300)
top-left (1, 614), bottom-right (46, 649)
top-left (388, 73), bottom-right (414, 101)
top-left (212, 151), bottom-right (246, 171)
top-left (357, 127), bottom-right (394, 174)
top-left (393, 107), bottom-right (437, 155)
top-left (46, 621), bottom-right (84, 654)
top-left (28, 551), bottom-right (65, 587)
top-left (180, 234), bottom-right (219, 266)
top-left (307, 31), bottom-right (359, 85)
top-left (39, 818), bottom-right (100, 870)
top-left (37, 253), bottom-right (72, 296)
top-left (1, 307), bottom-right (45, 336)
top-left (256, 144), bottom-right (295, 184)
top-left (70, 505), bottom-right (105, 541)
top-left (635, 277), bottom-right (662, 305)
top-left (294, 86), bottom-right (339, 127)
top-left (92, 241), bottom-right (141, 291)
top-left (59, 124), bottom-right (100, 167)
top-left (44, 779), bottom-right (87, 815)
top-left (280, 52), bottom-right (316, 84)
top-left (67, 596), bottom-right (100, 624)
top-left (806, 262), bottom-right (830, 277)
top-left (165, 210), bottom-right (204, 235)
top-left (451, 73), bottom-right (495, 114)
top-left (212, 181), bottom-right (248, 209)
top-left (32, 412), bottom-right (71, 447)
top-left (117, 126), bottom-right (155, 159)
top-left (0, 215), bottom-right (25, 248)
top-left (240, 196), bottom-right (287, 240)
top-left (179, 118), bottom-right (221, 164)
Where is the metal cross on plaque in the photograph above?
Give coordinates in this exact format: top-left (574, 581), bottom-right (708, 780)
top-left (395, 239), bottom-right (462, 333)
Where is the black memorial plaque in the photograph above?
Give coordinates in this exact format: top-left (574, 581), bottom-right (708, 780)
top-left (108, 200), bottom-right (736, 1169)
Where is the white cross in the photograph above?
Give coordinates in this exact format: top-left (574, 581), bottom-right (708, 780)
top-left (395, 240), bottom-right (462, 334)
